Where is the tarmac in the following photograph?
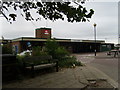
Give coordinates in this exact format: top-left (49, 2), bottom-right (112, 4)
top-left (2, 52), bottom-right (119, 89)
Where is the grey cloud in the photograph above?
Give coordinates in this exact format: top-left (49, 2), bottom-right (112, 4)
top-left (1, 2), bottom-right (118, 44)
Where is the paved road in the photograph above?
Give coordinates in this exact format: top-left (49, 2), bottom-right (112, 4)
top-left (73, 52), bottom-right (118, 83)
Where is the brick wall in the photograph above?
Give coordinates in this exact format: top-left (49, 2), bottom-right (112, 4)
top-left (35, 28), bottom-right (51, 39)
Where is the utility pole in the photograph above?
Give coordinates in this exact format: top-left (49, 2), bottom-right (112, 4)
top-left (93, 23), bottom-right (97, 56)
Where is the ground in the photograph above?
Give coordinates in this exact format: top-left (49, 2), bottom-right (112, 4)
top-left (2, 52), bottom-right (118, 89)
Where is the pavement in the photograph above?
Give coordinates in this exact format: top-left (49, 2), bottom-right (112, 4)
top-left (2, 52), bottom-right (119, 89)
top-left (74, 52), bottom-right (118, 81)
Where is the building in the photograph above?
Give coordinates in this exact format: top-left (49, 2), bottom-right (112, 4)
top-left (10, 27), bottom-right (114, 54)
top-left (35, 28), bottom-right (51, 39)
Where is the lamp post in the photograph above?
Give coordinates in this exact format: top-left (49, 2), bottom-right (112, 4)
top-left (93, 23), bottom-right (97, 56)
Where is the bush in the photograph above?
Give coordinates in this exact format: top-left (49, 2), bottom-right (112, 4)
top-left (17, 40), bottom-right (83, 69)
top-left (2, 44), bottom-right (12, 54)
top-left (45, 39), bottom-right (83, 68)
top-left (45, 39), bottom-right (59, 58)
top-left (32, 46), bottom-right (48, 56)
top-left (17, 52), bottom-right (33, 68)
top-left (54, 47), bottom-right (69, 60)
top-left (16, 55), bottom-right (26, 67)
top-left (58, 56), bottom-right (82, 68)
top-left (45, 39), bottom-right (70, 59)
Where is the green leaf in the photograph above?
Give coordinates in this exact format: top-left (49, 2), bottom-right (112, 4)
top-left (3, 6), bottom-right (8, 11)
top-left (2, 2), bottom-right (94, 23)
top-left (37, 2), bottom-right (43, 7)
top-left (9, 14), bottom-right (17, 21)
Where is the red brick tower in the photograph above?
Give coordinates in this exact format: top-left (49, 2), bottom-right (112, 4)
top-left (35, 28), bottom-right (51, 39)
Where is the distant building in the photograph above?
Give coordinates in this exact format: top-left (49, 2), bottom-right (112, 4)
top-left (10, 27), bottom-right (114, 54)
top-left (11, 37), bottom-right (114, 53)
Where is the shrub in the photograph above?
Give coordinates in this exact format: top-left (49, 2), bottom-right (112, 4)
top-left (17, 51), bottom-right (33, 68)
top-left (44, 39), bottom-right (83, 68)
top-left (32, 46), bottom-right (48, 56)
top-left (54, 47), bottom-right (69, 60)
top-left (58, 56), bottom-right (82, 68)
top-left (2, 44), bottom-right (12, 54)
top-left (45, 39), bottom-right (59, 58)
top-left (16, 55), bottom-right (26, 67)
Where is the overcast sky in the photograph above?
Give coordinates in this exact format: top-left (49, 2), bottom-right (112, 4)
top-left (0, 1), bottom-right (119, 44)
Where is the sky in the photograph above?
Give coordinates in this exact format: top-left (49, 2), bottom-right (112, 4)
top-left (0, 1), bottom-right (119, 44)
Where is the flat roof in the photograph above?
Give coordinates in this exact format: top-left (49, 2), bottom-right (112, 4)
top-left (0, 39), bottom-right (12, 43)
top-left (35, 28), bottom-right (51, 30)
top-left (11, 37), bottom-right (108, 44)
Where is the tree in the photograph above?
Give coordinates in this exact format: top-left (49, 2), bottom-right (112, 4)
top-left (0, 0), bottom-right (94, 23)
top-left (45, 39), bottom-right (59, 58)
top-left (45, 39), bottom-right (69, 59)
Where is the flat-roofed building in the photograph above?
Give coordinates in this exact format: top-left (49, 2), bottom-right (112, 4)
top-left (11, 37), bottom-right (114, 53)
top-left (2, 27), bottom-right (114, 54)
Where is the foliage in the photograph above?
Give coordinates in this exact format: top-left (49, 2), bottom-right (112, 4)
top-left (17, 54), bottom-right (25, 60)
top-left (16, 52), bottom-right (31, 67)
top-left (32, 46), bottom-right (48, 56)
top-left (17, 40), bottom-right (82, 69)
top-left (44, 39), bottom-right (82, 68)
top-left (2, 44), bottom-right (12, 54)
top-left (16, 55), bottom-right (25, 66)
top-left (54, 46), bottom-right (69, 59)
top-left (45, 39), bottom-right (59, 58)
top-left (45, 39), bottom-right (69, 59)
top-left (17, 46), bottom-right (48, 66)
top-left (1, 1), bottom-right (94, 23)
top-left (58, 56), bottom-right (82, 68)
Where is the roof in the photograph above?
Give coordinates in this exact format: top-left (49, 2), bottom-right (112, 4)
top-left (0, 39), bottom-right (12, 44)
top-left (12, 37), bottom-right (71, 42)
top-left (11, 37), bottom-right (107, 44)
top-left (35, 28), bottom-right (51, 30)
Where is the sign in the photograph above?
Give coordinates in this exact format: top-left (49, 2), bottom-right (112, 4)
top-left (27, 42), bottom-right (31, 47)
top-left (44, 30), bottom-right (49, 34)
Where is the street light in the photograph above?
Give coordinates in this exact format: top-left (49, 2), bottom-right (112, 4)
top-left (93, 23), bottom-right (97, 56)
